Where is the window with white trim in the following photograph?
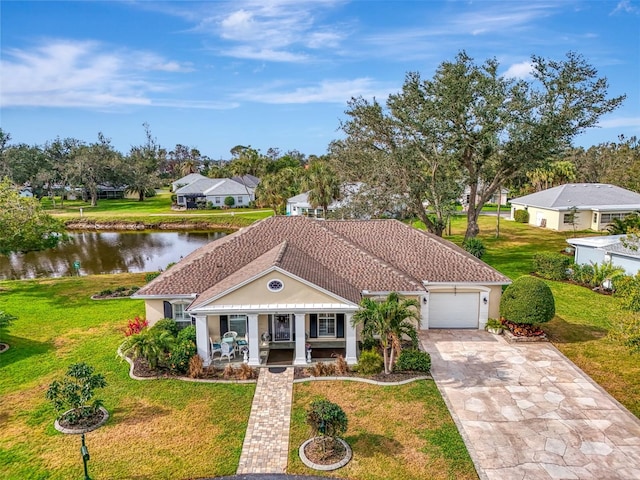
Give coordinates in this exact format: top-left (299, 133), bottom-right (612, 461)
top-left (229, 314), bottom-right (247, 338)
top-left (237, 196), bottom-right (243, 203)
top-left (172, 302), bottom-right (192, 327)
top-left (318, 313), bottom-right (336, 337)
top-left (215, 196), bottom-right (221, 204)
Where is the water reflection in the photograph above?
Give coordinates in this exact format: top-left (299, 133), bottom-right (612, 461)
top-left (0, 231), bottom-right (226, 280)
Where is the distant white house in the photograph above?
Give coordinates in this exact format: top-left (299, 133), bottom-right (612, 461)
top-left (567, 235), bottom-right (640, 276)
top-left (175, 177), bottom-right (255, 209)
top-left (171, 173), bottom-right (208, 193)
top-left (286, 192), bottom-right (339, 217)
top-left (461, 186), bottom-right (509, 208)
top-left (510, 183), bottom-right (640, 232)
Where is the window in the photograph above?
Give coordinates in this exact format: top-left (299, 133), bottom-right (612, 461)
top-left (318, 313), bottom-right (336, 337)
top-left (172, 302), bottom-right (192, 327)
top-left (237, 196), bottom-right (243, 203)
top-left (563, 213), bottom-right (574, 224)
top-left (593, 213), bottom-right (598, 223)
top-left (600, 212), bottom-right (628, 224)
top-left (229, 314), bottom-right (247, 338)
top-left (267, 279), bottom-right (284, 292)
top-left (215, 197), bottom-right (221, 204)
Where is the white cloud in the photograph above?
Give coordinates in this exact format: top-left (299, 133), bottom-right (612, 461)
top-left (222, 46), bottom-right (308, 63)
top-left (502, 61), bottom-right (534, 79)
top-left (235, 78), bottom-right (393, 104)
top-left (610, 1), bottom-right (640, 15)
top-left (597, 116), bottom-right (640, 128)
top-left (0, 39), bottom-right (198, 108)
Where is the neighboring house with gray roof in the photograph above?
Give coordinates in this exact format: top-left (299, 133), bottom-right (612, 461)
top-left (510, 183), bottom-right (640, 232)
top-left (134, 216), bottom-right (510, 367)
top-left (175, 177), bottom-right (255, 209)
top-left (567, 235), bottom-right (640, 276)
top-left (171, 173), bottom-right (208, 193)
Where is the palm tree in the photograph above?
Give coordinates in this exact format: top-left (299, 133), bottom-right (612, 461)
top-left (303, 160), bottom-right (341, 218)
top-left (119, 329), bottom-right (175, 369)
top-left (351, 292), bottom-right (420, 374)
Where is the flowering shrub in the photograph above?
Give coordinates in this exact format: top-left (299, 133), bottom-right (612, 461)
top-left (124, 316), bottom-right (148, 336)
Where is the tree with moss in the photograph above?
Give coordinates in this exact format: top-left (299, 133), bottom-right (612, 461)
top-left (0, 177), bottom-right (67, 255)
top-left (500, 276), bottom-right (555, 325)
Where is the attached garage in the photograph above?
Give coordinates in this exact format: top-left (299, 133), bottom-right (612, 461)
top-left (428, 292), bottom-right (480, 328)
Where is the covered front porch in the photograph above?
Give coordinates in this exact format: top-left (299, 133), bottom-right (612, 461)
top-left (192, 304), bottom-right (359, 367)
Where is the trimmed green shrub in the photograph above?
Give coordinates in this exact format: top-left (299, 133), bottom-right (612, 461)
top-left (177, 325), bottom-right (196, 343)
top-left (615, 274), bottom-right (640, 312)
top-left (145, 271), bottom-right (161, 283)
top-left (224, 196), bottom-right (235, 207)
top-left (151, 318), bottom-right (180, 337)
top-left (533, 252), bottom-right (571, 280)
top-left (514, 209), bottom-right (529, 223)
top-left (500, 276), bottom-right (555, 325)
top-left (394, 349), bottom-right (431, 372)
top-left (463, 238), bottom-right (486, 259)
top-left (306, 399), bottom-right (348, 439)
top-left (570, 263), bottom-right (594, 285)
top-left (168, 339), bottom-right (197, 374)
top-left (355, 349), bottom-right (384, 375)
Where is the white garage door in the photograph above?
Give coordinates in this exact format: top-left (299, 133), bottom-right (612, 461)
top-left (428, 292), bottom-right (479, 328)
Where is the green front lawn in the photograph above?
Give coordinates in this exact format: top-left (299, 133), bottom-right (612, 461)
top-left (0, 274), bottom-right (254, 480)
top-left (41, 189), bottom-right (274, 228)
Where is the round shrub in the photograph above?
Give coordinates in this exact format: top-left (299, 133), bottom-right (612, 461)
top-left (355, 349), bottom-right (383, 375)
top-left (151, 318), bottom-right (179, 337)
top-left (395, 349), bottom-right (431, 373)
top-left (177, 325), bottom-right (196, 343)
top-left (514, 209), bottom-right (529, 223)
top-left (145, 271), bottom-right (161, 283)
top-left (168, 339), bottom-right (197, 374)
top-left (500, 276), bottom-right (555, 325)
top-left (463, 238), bottom-right (486, 259)
top-left (306, 399), bottom-right (348, 439)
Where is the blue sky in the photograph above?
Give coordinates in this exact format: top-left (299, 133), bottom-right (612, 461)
top-left (1, 1), bottom-right (639, 159)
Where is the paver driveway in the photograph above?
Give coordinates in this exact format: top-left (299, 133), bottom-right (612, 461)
top-left (420, 330), bottom-right (640, 480)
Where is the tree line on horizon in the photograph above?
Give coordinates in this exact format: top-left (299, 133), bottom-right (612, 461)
top-left (1, 51), bottom-right (637, 240)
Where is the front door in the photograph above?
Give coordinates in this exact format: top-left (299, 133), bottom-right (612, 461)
top-left (273, 314), bottom-right (292, 341)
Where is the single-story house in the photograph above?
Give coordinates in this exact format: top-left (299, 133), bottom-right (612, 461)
top-left (567, 235), bottom-right (640, 276)
top-left (175, 178), bottom-right (255, 208)
top-left (134, 216), bottom-right (510, 367)
top-left (510, 183), bottom-right (640, 231)
top-left (286, 192), bottom-right (339, 217)
top-left (172, 173), bottom-right (208, 192)
top-left (461, 186), bottom-right (509, 208)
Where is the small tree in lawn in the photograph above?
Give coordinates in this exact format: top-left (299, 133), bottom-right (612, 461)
top-left (46, 363), bottom-right (107, 426)
top-left (224, 196), bottom-right (235, 208)
top-left (306, 399), bottom-right (348, 460)
top-left (500, 276), bottom-right (555, 329)
top-left (0, 310), bottom-right (17, 346)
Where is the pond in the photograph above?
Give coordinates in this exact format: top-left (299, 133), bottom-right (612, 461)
top-left (0, 231), bottom-right (228, 280)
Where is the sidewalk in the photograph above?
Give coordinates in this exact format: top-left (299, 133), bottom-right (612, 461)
top-left (237, 367), bottom-right (295, 474)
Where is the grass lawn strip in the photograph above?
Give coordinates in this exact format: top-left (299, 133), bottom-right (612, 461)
top-left (288, 381), bottom-right (478, 480)
top-left (0, 274), bottom-right (254, 480)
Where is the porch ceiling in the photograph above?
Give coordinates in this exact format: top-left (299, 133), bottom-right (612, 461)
top-left (189, 302), bottom-right (358, 314)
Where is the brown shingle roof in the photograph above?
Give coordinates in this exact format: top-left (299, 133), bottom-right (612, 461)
top-left (136, 216), bottom-right (510, 305)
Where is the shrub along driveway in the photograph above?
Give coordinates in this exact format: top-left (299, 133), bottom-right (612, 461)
top-left (421, 329), bottom-right (640, 480)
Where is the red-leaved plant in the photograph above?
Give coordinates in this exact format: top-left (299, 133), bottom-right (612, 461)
top-left (124, 316), bottom-right (148, 336)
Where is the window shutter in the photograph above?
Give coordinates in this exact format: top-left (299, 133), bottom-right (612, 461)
top-left (309, 314), bottom-right (318, 338)
top-left (219, 315), bottom-right (228, 335)
top-left (163, 301), bottom-right (173, 319)
top-left (336, 313), bottom-right (345, 338)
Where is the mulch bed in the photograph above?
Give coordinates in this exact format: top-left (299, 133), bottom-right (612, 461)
top-left (131, 358), bottom-right (258, 380)
top-left (500, 319), bottom-right (546, 337)
top-left (304, 437), bottom-right (347, 465)
top-left (131, 358), bottom-right (425, 383)
top-left (293, 367), bottom-right (428, 383)
top-left (58, 407), bottom-right (106, 430)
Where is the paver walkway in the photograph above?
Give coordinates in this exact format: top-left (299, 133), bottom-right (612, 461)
top-left (421, 330), bottom-right (640, 480)
top-left (237, 367), bottom-right (295, 474)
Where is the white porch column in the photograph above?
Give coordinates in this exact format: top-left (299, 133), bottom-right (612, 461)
top-left (345, 313), bottom-right (358, 365)
top-left (247, 313), bottom-right (260, 366)
top-left (293, 313), bottom-right (307, 365)
top-left (194, 315), bottom-right (210, 366)
top-left (479, 291), bottom-right (489, 330)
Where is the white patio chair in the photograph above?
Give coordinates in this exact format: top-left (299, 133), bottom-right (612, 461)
top-left (210, 337), bottom-right (222, 360)
top-left (219, 341), bottom-right (235, 362)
